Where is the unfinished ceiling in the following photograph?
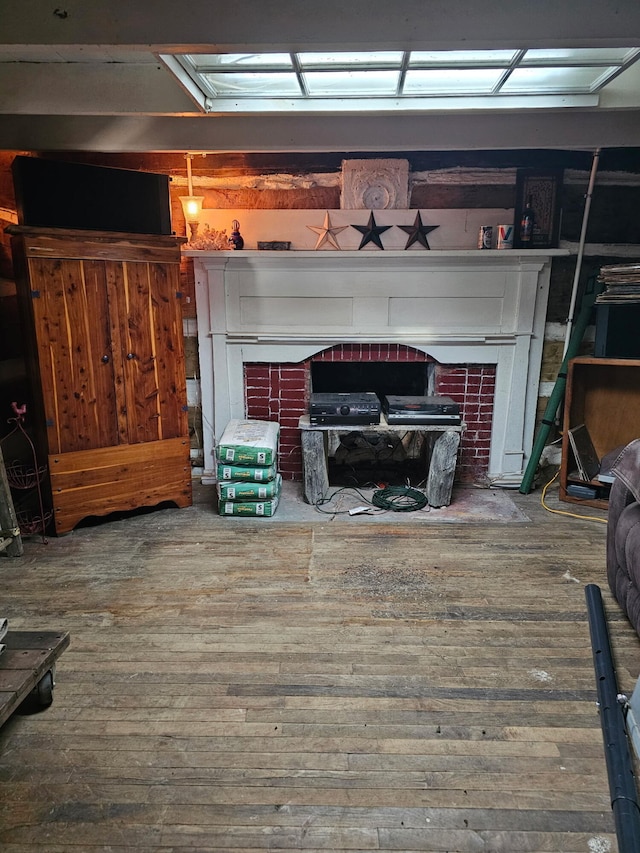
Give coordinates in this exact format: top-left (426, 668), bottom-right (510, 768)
top-left (0, 0), bottom-right (640, 153)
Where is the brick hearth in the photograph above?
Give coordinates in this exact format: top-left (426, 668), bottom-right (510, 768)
top-left (244, 343), bottom-right (495, 484)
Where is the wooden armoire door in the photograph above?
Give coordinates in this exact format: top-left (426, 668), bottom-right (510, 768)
top-left (104, 255), bottom-right (189, 447)
top-left (27, 254), bottom-right (121, 454)
top-left (10, 227), bottom-right (191, 534)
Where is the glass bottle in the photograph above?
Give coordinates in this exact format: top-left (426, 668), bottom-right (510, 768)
top-left (520, 196), bottom-right (535, 245)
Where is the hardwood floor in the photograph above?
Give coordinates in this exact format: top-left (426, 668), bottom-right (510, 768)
top-left (0, 481), bottom-right (637, 852)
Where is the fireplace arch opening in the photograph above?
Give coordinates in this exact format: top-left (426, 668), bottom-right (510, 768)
top-left (311, 360), bottom-right (435, 399)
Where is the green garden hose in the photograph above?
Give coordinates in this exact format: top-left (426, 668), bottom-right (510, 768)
top-left (371, 485), bottom-right (428, 512)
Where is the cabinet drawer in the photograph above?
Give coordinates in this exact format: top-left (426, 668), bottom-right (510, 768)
top-left (49, 437), bottom-right (192, 534)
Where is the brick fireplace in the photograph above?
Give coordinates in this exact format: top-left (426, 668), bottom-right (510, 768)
top-left (188, 248), bottom-right (564, 487)
top-left (244, 344), bottom-right (495, 483)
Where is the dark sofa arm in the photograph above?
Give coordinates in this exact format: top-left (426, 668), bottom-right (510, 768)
top-left (611, 439), bottom-right (640, 501)
top-left (608, 439), bottom-right (640, 535)
top-left (607, 439), bottom-right (640, 598)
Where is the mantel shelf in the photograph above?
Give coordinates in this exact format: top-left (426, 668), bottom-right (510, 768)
top-left (184, 248), bottom-right (570, 259)
top-left (560, 241), bottom-right (640, 257)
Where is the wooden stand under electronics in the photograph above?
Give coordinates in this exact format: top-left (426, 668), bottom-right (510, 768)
top-left (560, 356), bottom-right (640, 509)
top-left (299, 415), bottom-right (463, 508)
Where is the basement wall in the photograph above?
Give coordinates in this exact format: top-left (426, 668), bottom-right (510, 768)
top-left (1, 149), bottom-right (639, 474)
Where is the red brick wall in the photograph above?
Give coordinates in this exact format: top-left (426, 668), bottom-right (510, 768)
top-left (435, 365), bottom-right (495, 483)
top-left (312, 343), bottom-right (430, 363)
top-left (244, 344), bottom-right (495, 483)
top-left (244, 362), bottom-right (309, 479)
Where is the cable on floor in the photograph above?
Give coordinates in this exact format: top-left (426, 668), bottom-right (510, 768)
top-left (314, 485), bottom-right (381, 515)
top-left (314, 483), bottom-right (430, 514)
top-left (540, 469), bottom-right (607, 524)
top-left (371, 485), bottom-right (428, 512)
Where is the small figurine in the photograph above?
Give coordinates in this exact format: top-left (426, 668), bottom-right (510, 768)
top-left (228, 219), bottom-right (244, 250)
top-left (11, 401), bottom-right (27, 419)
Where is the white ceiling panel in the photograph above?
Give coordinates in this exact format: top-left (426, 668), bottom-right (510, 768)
top-left (0, 0), bottom-right (639, 151)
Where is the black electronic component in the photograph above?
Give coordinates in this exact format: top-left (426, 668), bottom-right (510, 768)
top-left (310, 392), bottom-right (380, 425)
top-left (382, 395), bottom-right (461, 425)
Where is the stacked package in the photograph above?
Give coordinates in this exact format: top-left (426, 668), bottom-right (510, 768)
top-left (216, 419), bottom-right (281, 517)
top-left (596, 263), bottom-right (640, 303)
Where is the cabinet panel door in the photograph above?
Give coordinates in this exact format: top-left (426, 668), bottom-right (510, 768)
top-left (111, 259), bottom-right (187, 445)
top-left (29, 257), bottom-right (120, 454)
top-left (148, 261), bottom-right (189, 441)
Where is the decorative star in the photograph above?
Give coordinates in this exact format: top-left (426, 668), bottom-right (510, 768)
top-left (398, 211), bottom-right (440, 250)
top-left (351, 212), bottom-right (392, 250)
top-left (306, 211), bottom-right (348, 250)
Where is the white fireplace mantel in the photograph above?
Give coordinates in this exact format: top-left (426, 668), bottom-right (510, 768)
top-left (187, 249), bottom-right (568, 485)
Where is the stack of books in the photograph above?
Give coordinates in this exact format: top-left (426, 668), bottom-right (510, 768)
top-left (216, 420), bottom-right (281, 517)
top-left (596, 263), bottom-right (640, 303)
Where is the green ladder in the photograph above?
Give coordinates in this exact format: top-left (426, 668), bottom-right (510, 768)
top-left (519, 279), bottom-right (603, 495)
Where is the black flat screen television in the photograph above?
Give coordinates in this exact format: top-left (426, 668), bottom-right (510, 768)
top-left (11, 156), bottom-right (172, 235)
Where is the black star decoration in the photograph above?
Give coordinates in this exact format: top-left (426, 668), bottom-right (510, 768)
top-left (351, 212), bottom-right (392, 250)
top-left (398, 212), bottom-right (439, 250)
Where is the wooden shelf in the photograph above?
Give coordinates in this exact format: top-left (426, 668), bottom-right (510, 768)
top-left (560, 356), bottom-right (640, 509)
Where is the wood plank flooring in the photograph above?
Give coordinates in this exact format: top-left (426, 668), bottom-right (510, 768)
top-left (0, 482), bottom-right (638, 852)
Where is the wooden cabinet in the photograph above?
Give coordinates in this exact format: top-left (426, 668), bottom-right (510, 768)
top-left (9, 227), bottom-right (191, 534)
top-left (560, 356), bottom-right (640, 509)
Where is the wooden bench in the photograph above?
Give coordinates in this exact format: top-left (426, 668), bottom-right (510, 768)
top-left (299, 415), bottom-right (463, 507)
top-left (0, 630), bottom-right (70, 726)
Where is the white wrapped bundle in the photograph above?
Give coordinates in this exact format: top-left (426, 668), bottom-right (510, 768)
top-left (218, 474), bottom-right (282, 501)
top-left (217, 462), bottom-right (277, 482)
top-left (219, 494), bottom-right (280, 517)
top-left (217, 419), bottom-right (279, 467)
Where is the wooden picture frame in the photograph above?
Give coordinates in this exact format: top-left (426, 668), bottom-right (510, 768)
top-left (513, 168), bottom-right (563, 249)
